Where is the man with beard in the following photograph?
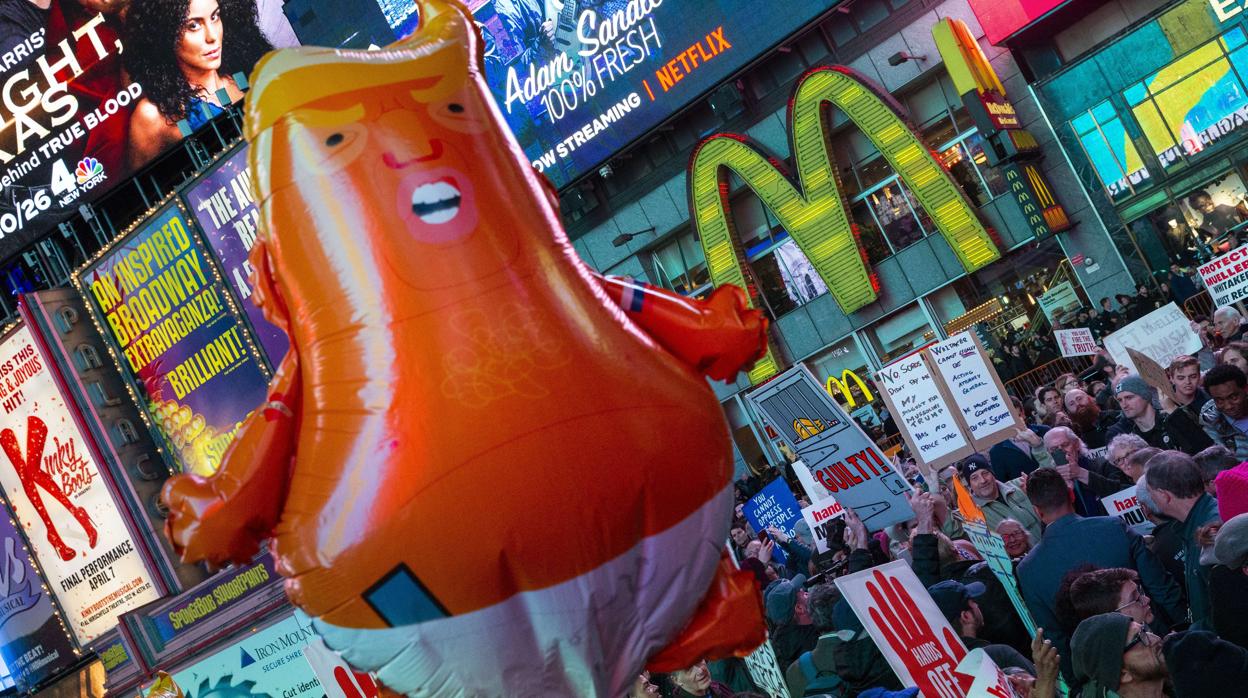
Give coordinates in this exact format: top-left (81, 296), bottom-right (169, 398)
top-left (1106, 375), bottom-right (1213, 455)
top-left (1072, 613), bottom-right (1248, 698)
top-left (1064, 388), bottom-right (1120, 450)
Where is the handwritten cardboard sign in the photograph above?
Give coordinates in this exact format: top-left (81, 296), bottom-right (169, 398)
top-left (928, 332), bottom-right (1021, 450)
top-left (1055, 328), bottom-right (1098, 357)
top-left (1104, 303), bottom-right (1201, 375)
top-left (876, 352), bottom-right (972, 470)
top-left (1126, 347), bottom-right (1179, 406)
top-left (748, 367), bottom-right (915, 532)
top-left (878, 332), bottom-right (1022, 471)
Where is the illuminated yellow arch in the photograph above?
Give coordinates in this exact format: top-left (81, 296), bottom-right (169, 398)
top-left (689, 67), bottom-right (1001, 382)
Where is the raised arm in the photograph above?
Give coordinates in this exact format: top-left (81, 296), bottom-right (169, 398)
top-left (594, 274), bottom-right (768, 381)
top-left (162, 238), bottom-right (301, 565)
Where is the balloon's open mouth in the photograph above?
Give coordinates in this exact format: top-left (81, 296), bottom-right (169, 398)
top-left (411, 180), bottom-right (462, 224)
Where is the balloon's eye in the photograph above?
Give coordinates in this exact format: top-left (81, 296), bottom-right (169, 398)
top-left (326, 133), bottom-right (345, 147)
top-left (448, 103), bottom-right (465, 114)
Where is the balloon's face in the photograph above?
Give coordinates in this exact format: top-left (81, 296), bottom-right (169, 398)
top-left (257, 24), bottom-right (528, 290)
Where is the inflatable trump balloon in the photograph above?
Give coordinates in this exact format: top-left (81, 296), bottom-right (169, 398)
top-left (162, 0), bottom-right (768, 694)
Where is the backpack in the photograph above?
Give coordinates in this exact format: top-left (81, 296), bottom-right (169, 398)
top-left (796, 651), bottom-right (848, 697)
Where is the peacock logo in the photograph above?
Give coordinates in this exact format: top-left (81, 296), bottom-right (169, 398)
top-left (75, 158), bottom-right (103, 184)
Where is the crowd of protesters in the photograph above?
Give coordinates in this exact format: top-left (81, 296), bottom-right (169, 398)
top-left (633, 300), bottom-right (1248, 698)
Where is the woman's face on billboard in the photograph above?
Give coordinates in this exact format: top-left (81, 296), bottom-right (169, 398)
top-left (177, 0), bottom-right (224, 75)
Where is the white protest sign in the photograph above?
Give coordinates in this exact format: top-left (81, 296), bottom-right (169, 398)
top-left (836, 560), bottom-right (972, 696)
top-left (801, 497), bottom-right (845, 553)
top-left (742, 640), bottom-right (792, 698)
top-left (1055, 328), bottom-right (1098, 357)
top-left (876, 352), bottom-right (972, 469)
top-left (1103, 486), bottom-right (1156, 535)
top-left (956, 648), bottom-right (1021, 698)
top-left (748, 367), bottom-right (915, 532)
top-left (303, 637), bottom-right (381, 698)
top-left (1198, 243), bottom-right (1248, 307)
top-left (928, 332), bottom-right (1023, 450)
top-left (1104, 303), bottom-right (1201, 375)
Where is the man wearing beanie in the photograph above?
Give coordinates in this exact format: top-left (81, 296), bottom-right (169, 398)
top-left (1072, 613), bottom-right (1165, 697)
top-left (1106, 374), bottom-right (1212, 455)
top-left (763, 574), bottom-right (818, 671)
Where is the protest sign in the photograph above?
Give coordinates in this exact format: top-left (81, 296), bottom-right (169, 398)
top-left (183, 145), bottom-right (290, 365)
top-left (876, 352), bottom-right (972, 470)
top-left (836, 560), bottom-right (971, 696)
top-left (742, 640), bottom-right (792, 698)
top-left (77, 201), bottom-right (272, 477)
top-left (1104, 303), bottom-right (1201, 375)
top-left (801, 497), bottom-right (845, 553)
top-left (743, 479), bottom-right (803, 564)
top-left (1103, 486), bottom-right (1156, 535)
top-left (0, 325), bottom-right (160, 645)
top-left (1055, 328), bottom-right (1098, 357)
top-left (963, 521), bottom-right (1038, 635)
top-left (748, 367), bottom-right (914, 532)
top-left (1126, 348), bottom-right (1179, 405)
top-left (956, 648), bottom-right (1021, 698)
top-left (1198, 243), bottom-right (1248, 307)
top-left (928, 332), bottom-right (1022, 451)
top-left (1037, 281), bottom-right (1082, 322)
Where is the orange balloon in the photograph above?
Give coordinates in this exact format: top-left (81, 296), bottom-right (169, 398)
top-left (161, 1), bottom-right (768, 693)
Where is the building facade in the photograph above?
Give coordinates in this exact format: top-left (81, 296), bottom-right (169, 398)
top-left (558, 0), bottom-right (1148, 475)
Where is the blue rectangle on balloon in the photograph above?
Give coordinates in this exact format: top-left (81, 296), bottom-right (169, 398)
top-left (743, 478), bottom-right (802, 566)
top-left (467, 0), bottom-right (835, 188)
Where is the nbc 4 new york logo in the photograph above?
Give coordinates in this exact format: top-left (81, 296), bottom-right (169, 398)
top-left (75, 157), bottom-right (103, 184)
top-left (53, 156), bottom-right (107, 206)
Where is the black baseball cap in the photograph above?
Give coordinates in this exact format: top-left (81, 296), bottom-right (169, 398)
top-left (928, 580), bottom-right (986, 627)
top-left (957, 454), bottom-right (991, 479)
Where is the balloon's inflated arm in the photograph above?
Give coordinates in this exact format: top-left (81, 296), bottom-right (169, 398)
top-left (161, 239), bottom-right (301, 565)
top-left (595, 275), bottom-right (769, 381)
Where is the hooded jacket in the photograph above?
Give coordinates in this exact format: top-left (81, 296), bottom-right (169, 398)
top-left (1200, 399), bottom-right (1248, 461)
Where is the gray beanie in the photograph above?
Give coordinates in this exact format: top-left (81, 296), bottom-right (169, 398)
top-left (1072, 612), bottom-right (1133, 694)
top-left (1114, 374), bottom-right (1153, 400)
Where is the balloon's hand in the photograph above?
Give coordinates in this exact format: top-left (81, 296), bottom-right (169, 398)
top-left (162, 475), bottom-right (264, 566)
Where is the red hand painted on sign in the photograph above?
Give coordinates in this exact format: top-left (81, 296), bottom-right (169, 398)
top-left (865, 569), bottom-right (971, 698)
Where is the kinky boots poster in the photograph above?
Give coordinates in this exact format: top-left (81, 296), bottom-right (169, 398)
top-left (0, 324), bottom-right (158, 645)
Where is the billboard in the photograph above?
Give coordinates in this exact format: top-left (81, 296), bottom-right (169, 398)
top-left (468, 0), bottom-right (835, 188)
top-left (77, 202), bottom-right (271, 476)
top-left (969, 0), bottom-right (1070, 45)
top-left (0, 324), bottom-right (159, 645)
top-left (144, 613), bottom-right (324, 698)
top-left (0, 509), bottom-right (77, 691)
top-left (0, 1), bottom-right (298, 262)
top-left (183, 146), bottom-right (289, 365)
